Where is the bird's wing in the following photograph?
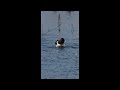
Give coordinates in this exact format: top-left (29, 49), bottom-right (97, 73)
top-left (55, 41), bottom-right (57, 45)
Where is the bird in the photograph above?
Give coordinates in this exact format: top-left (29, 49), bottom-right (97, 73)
top-left (55, 38), bottom-right (65, 47)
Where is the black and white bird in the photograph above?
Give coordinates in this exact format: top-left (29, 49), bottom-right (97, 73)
top-left (55, 38), bottom-right (65, 47)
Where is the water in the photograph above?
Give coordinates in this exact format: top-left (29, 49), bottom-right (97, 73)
top-left (41, 11), bottom-right (79, 79)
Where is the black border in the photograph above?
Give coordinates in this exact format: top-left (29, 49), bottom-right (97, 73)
top-left (2, 0), bottom-right (109, 82)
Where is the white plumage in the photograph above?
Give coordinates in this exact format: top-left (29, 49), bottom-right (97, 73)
top-left (56, 41), bottom-right (64, 47)
top-left (55, 38), bottom-right (65, 48)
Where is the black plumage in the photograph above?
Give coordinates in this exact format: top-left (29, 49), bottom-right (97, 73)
top-left (55, 38), bottom-right (65, 45)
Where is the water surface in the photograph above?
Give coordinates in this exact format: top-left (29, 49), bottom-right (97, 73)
top-left (41, 11), bottom-right (79, 79)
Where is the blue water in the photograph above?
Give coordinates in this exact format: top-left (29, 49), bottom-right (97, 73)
top-left (41, 11), bottom-right (79, 79)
